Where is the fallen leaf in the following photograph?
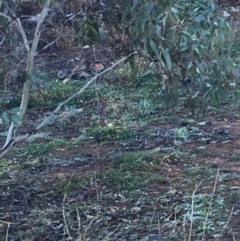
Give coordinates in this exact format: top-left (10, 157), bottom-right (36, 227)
top-left (151, 147), bottom-right (161, 152)
top-left (167, 189), bottom-right (177, 195)
top-left (131, 207), bottom-right (141, 213)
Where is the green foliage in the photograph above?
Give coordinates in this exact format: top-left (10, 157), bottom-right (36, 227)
top-left (25, 81), bottom-right (94, 109)
top-left (18, 138), bottom-right (69, 157)
top-left (0, 72), bottom-right (44, 126)
top-left (27, 72), bottom-right (44, 92)
top-left (179, 193), bottom-right (228, 238)
top-left (1, 107), bottom-right (22, 126)
top-left (101, 152), bottom-right (166, 190)
top-left (117, 0), bottom-right (235, 114)
top-left (73, 17), bottom-right (99, 44)
top-left (174, 127), bottom-right (189, 140)
top-left (91, 127), bottom-right (131, 141)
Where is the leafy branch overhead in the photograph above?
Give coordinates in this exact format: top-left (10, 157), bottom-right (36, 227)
top-left (124, 0), bottom-right (231, 78)
top-left (119, 0), bottom-right (236, 113)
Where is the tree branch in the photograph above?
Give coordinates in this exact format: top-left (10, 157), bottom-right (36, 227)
top-left (0, 0), bottom-right (50, 156)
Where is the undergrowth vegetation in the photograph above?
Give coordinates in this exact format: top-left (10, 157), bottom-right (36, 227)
top-left (1, 0), bottom-right (240, 240)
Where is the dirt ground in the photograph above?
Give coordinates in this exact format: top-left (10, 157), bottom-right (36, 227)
top-left (1, 99), bottom-right (240, 240)
top-left (0, 2), bottom-right (240, 238)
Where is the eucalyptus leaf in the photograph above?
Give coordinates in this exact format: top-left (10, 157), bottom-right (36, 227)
top-left (141, 68), bottom-right (152, 77)
top-left (182, 30), bottom-right (193, 39)
top-left (194, 16), bottom-right (204, 23)
top-left (1, 111), bottom-right (10, 124)
top-left (232, 69), bottom-right (240, 79)
top-left (27, 73), bottom-right (43, 85)
top-left (132, 0), bottom-right (138, 9)
top-left (12, 114), bottom-right (22, 126)
top-left (171, 7), bottom-right (178, 14)
top-left (9, 70), bottom-right (19, 80)
top-left (10, 107), bottom-right (21, 115)
top-left (149, 39), bottom-right (158, 56)
top-left (161, 49), bottom-right (172, 71)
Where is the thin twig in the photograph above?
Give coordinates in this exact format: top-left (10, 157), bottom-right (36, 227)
top-left (76, 206), bottom-right (82, 240)
top-left (214, 205), bottom-right (234, 241)
top-left (202, 168), bottom-right (219, 240)
top-left (62, 172), bottom-right (75, 240)
top-left (0, 35), bottom-right (5, 45)
top-left (188, 180), bottom-right (202, 241)
top-left (36, 35), bottom-right (62, 54)
top-left (5, 222), bottom-right (10, 241)
top-left (0, 220), bottom-right (12, 241)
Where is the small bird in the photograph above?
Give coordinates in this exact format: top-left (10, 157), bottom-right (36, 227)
top-left (57, 69), bottom-right (79, 84)
top-left (180, 77), bottom-right (192, 86)
top-left (57, 69), bottom-right (73, 80)
top-left (49, 45), bottom-right (57, 54)
top-left (94, 133), bottom-right (101, 143)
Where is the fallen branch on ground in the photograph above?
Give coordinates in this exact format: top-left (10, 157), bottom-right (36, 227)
top-left (0, 51), bottom-right (136, 158)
